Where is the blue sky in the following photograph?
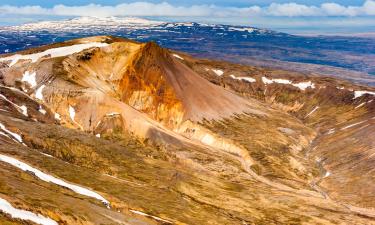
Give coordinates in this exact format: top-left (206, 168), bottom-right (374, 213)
top-left (4, 0), bottom-right (368, 7)
top-left (1, 1), bottom-right (375, 34)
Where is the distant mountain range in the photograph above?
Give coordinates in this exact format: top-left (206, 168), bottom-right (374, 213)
top-left (0, 16), bottom-right (374, 86)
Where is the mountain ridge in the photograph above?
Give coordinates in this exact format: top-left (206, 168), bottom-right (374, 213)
top-left (1, 16), bottom-right (374, 87)
top-left (0, 35), bottom-right (374, 224)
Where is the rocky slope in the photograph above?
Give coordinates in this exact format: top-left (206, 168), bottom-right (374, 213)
top-left (0, 36), bottom-right (373, 224)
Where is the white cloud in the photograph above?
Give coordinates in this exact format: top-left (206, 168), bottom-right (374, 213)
top-left (363, 0), bottom-right (375, 15)
top-left (266, 3), bottom-right (320, 17)
top-left (321, 3), bottom-right (351, 16)
top-left (0, 1), bottom-right (375, 17)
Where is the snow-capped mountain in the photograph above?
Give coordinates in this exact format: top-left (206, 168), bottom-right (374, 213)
top-left (0, 16), bottom-right (269, 34)
top-left (0, 17), bottom-right (163, 32)
top-left (0, 16), bottom-right (374, 86)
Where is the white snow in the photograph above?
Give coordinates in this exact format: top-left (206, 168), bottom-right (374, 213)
top-left (262, 77), bottom-right (274, 85)
top-left (211, 69), bottom-right (224, 76)
top-left (20, 105), bottom-right (28, 117)
top-left (38, 106), bottom-right (47, 115)
top-left (0, 94), bottom-right (28, 117)
top-left (106, 112), bottom-right (120, 116)
top-left (238, 77), bottom-right (256, 83)
top-left (305, 106), bottom-right (319, 118)
top-left (0, 198), bottom-right (57, 225)
top-left (228, 27), bottom-right (255, 33)
top-left (201, 134), bottom-right (215, 145)
top-left (0, 131), bottom-right (9, 138)
top-left (95, 120), bottom-right (102, 129)
top-left (0, 42), bottom-right (108, 67)
top-left (353, 90), bottom-right (375, 99)
top-left (0, 122), bottom-right (23, 144)
top-left (0, 154), bottom-right (110, 207)
top-left (230, 75), bottom-right (256, 83)
top-left (326, 129), bottom-right (335, 135)
top-left (0, 17), bottom-right (162, 34)
top-left (129, 210), bottom-right (172, 224)
top-left (172, 54), bottom-right (184, 60)
top-left (261, 77), bottom-right (315, 90)
top-left (273, 79), bottom-right (292, 84)
top-left (341, 120), bottom-right (367, 130)
top-left (324, 171), bottom-right (331, 178)
top-left (0, 85), bottom-right (35, 102)
top-left (95, 134), bottom-right (101, 138)
top-left (263, 77), bottom-right (292, 85)
top-left (21, 71), bottom-right (37, 88)
top-left (355, 102), bottom-right (366, 109)
top-left (40, 152), bottom-right (54, 158)
top-left (292, 81), bottom-right (315, 91)
top-left (174, 22), bottom-right (194, 27)
top-left (69, 106), bottom-right (76, 121)
top-left (35, 85), bottom-right (45, 101)
top-left (54, 113), bottom-right (61, 120)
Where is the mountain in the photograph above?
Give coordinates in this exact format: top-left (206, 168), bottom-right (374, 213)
top-left (1, 17), bottom-right (374, 86)
top-left (0, 35), bottom-right (374, 224)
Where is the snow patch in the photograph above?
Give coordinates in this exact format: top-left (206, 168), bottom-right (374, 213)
top-left (0, 42), bottom-right (109, 67)
top-left (201, 134), bottom-right (215, 145)
top-left (21, 71), bottom-right (37, 88)
top-left (228, 27), bottom-right (255, 33)
top-left (0, 122), bottom-right (23, 144)
top-left (69, 106), bottom-right (76, 121)
top-left (0, 198), bottom-right (57, 225)
top-left (96, 134), bottom-right (101, 138)
top-left (172, 54), bottom-right (184, 60)
top-left (38, 106), bottom-right (46, 115)
top-left (130, 210), bottom-right (172, 224)
top-left (355, 102), bottom-right (366, 109)
top-left (40, 152), bottom-right (54, 158)
top-left (262, 77), bottom-right (274, 85)
top-left (20, 105), bottom-right (28, 117)
top-left (0, 94), bottom-right (28, 117)
top-left (0, 85), bottom-right (35, 101)
top-left (230, 75), bottom-right (256, 83)
top-left (262, 77), bottom-right (315, 90)
top-left (106, 112), bottom-right (120, 116)
top-left (305, 106), bottom-right (319, 118)
top-left (0, 154), bottom-right (110, 207)
top-left (326, 129), bottom-right (335, 135)
top-left (353, 90), bottom-right (375, 99)
top-left (341, 121), bottom-right (367, 130)
top-left (292, 81), bottom-right (315, 91)
top-left (273, 79), bottom-right (292, 84)
top-left (54, 113), bottom-right (61, 120)
top-left (211, 69), bottom-right (224, 76)
top-left (35, 85), bottom-right (45, 101)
